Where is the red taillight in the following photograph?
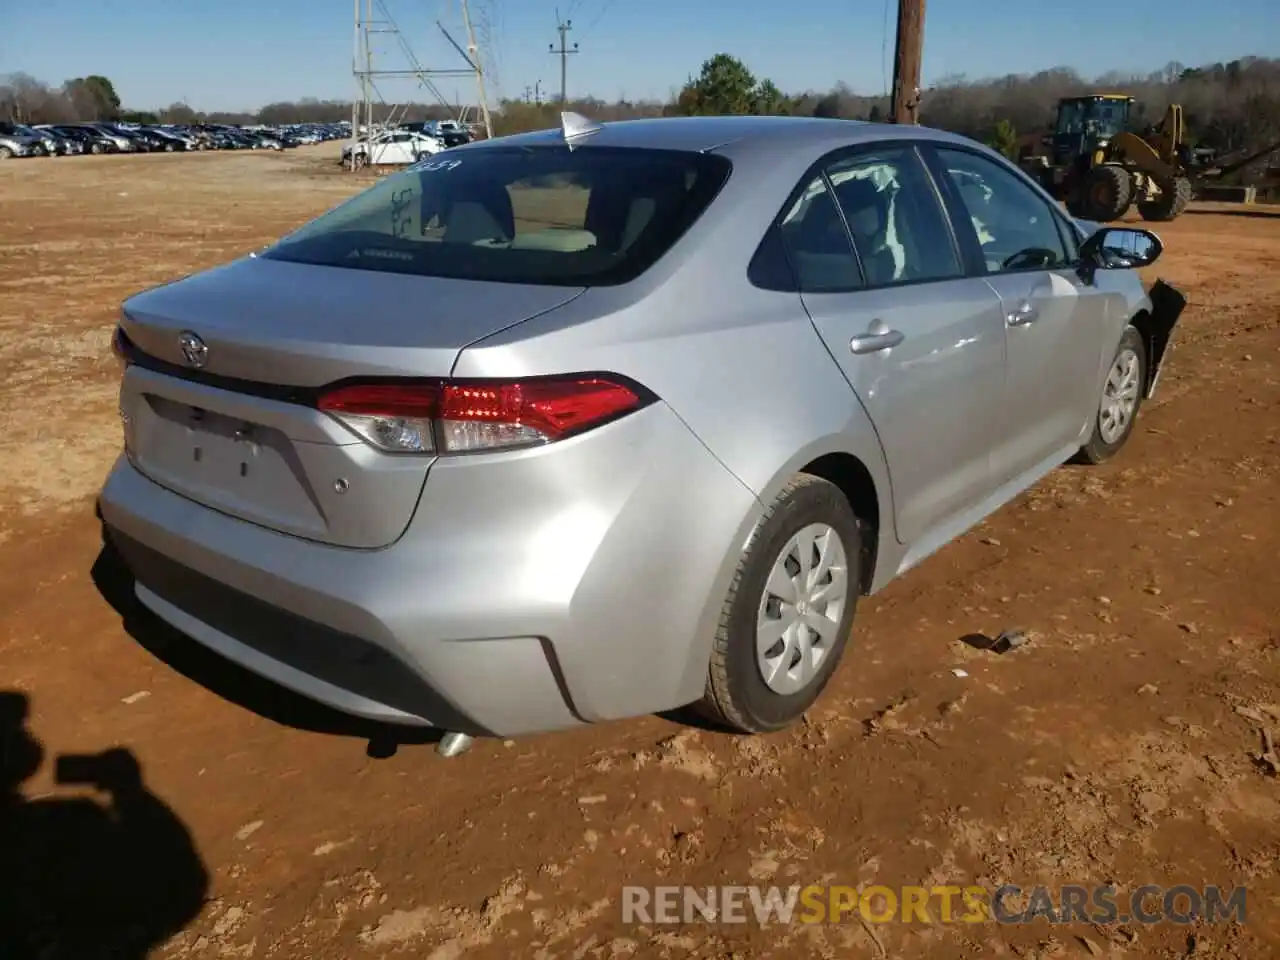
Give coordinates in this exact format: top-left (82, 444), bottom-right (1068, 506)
top-left (316, 376), bottom-right (647, 454)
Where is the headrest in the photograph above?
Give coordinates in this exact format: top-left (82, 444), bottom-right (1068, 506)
top-left (834, 176), bottom-right (885, 213)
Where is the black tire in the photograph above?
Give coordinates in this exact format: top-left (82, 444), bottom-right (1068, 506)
top-left (699, 474), bottom-right (862, 734)
top-left (1073, 325), bottom-right (1147, 465)
top-left (1137, 176), bottom-right (1192, 222)
top-left (1064, 189), bottom-right (1090, 219)
top-left (1081, 164), bottom-right (1133, 221)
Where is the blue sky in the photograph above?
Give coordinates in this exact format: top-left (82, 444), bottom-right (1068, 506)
top-left (2, 0), bottom-right (1276, 112)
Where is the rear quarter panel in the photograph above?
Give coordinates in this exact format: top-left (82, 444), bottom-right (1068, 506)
top-left (452, 136), bottom-right (896, 531)
top-left (454, 276), bottom-right (899, 704)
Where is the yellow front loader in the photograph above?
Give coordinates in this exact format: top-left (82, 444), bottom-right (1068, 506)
top-left (1019, 94), bottom-right (1193, 222)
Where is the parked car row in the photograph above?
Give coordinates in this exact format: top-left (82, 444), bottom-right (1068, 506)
top-left (0, 120), bottom-right (351, 160)
top-left (341, 120), bottom-right (475, 169)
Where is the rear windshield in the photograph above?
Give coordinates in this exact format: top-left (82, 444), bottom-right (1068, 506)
top-left (261, 145), bottom-right (732, 286)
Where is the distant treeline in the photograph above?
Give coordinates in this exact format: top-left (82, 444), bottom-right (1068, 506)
top-left (3, 54), bottom-right (1277, 163)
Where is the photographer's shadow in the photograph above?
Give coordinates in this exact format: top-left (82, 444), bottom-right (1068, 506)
top-left (0, 691), bottom-right (209, 959)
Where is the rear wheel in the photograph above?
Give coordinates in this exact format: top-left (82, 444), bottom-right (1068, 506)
top-left (1137, 176), bottom-right (1192, 222)
top-left (0, 146), bottom-right (12, 160)
top-left (699, 474), bottom-right (862, 734)
top-left (1081, 164), bottom-right (1133, 221)
top-left (1073, 325), bottom-right (1147, 465)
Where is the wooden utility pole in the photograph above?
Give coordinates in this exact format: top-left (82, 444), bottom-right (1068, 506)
top-left (549, 17), bottom-right (579, 104)
top-left (889, 0), bottom-right (925, 124)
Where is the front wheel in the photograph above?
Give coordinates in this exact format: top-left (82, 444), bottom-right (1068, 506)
top-left (1073, 325), bottom-right (1147, 465)
top-left (699, 474), bottom-right (862, 734)
top-left (1137, 176), bottom-right (1192, 222)
top-left (1081, 164), bottom-right (1133, 222)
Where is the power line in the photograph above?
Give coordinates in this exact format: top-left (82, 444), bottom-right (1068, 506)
top-left (880, 0), bottom-right (891, 98)
top-left (583, 0), bottom-right (619, 34)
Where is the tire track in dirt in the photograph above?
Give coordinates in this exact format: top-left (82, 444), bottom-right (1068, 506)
top-left (1, 151), bottom-right (1278, 959)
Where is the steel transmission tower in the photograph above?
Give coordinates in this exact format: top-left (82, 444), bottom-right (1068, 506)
top-left (350, 0), bottom-right (494, 168)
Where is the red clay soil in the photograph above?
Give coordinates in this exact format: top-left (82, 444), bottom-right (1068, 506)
top-left (1, 149), bottom-right (1278, 959)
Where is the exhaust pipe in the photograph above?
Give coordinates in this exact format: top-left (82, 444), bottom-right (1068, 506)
top-left (437, 732), bottom-right (474, 758)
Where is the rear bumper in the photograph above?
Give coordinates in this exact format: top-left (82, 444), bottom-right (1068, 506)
top-left (99, 402), bottom-right (761, 737)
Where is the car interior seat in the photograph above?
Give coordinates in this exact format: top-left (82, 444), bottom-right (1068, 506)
top-left (584, 166), bottom-right (688, 256)
top-left (440, 182), bottom-right (515, 246)
top-left (834, 176), bottom-right (898, 285)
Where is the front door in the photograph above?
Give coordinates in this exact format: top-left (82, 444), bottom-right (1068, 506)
top-left (929, 145), bottom-right (1110, 485)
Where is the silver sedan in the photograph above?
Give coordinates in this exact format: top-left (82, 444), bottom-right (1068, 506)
top-left (99, 114), bottom-right (1186, 750)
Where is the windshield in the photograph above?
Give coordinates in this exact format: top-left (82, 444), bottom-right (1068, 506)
top-left (1085, 99), bottom-right (1129, 139)
top-left (262, 145), bottom-right (731, 287)
top-left (1058, 99), bottom-right (1129, 139)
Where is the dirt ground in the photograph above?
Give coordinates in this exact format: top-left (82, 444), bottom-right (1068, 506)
top-left (1, 146), bottom-right (1279, 960)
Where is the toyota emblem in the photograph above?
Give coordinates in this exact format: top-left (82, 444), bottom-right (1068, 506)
top-left (178, 331), bottom-right (208, 369)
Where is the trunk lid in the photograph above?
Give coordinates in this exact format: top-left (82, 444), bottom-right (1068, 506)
top-left (119, 256), bottom-right (583, 548)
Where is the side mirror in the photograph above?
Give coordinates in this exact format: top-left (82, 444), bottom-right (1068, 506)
top-left (1079, 226), bottom-right (1163, 276)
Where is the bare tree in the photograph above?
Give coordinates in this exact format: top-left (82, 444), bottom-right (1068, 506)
top-left (4, 55), bottom-right (1275, 172)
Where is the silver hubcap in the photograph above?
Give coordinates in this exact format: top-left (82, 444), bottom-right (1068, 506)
top-left (1099, 347), bottom-right (1141, 444)
top-left (756, 523), bottom-right (849, 696)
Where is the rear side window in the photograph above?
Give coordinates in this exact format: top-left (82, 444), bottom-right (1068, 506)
top-left (824, 147), bottom-right (963, 287)
top-left (263, 145), bottom-right (731, 286)
top-left (777, 175), bottom-right (864, 292)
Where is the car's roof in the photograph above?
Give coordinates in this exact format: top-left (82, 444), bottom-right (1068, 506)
top-left (473, 115), bottom-right (962, 155)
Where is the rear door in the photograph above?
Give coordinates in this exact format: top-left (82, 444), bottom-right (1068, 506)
top-left (926, 145), bottom-right (1109, 485)
top-left (784, 144), bottom-right (1007, 546)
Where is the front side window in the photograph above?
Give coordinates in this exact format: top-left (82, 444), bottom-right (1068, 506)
top-left (262, 145), bottom-right (730, 286)
top-left (1055, 100), bottom-right (1087, 136)
top-left (934, 147), bottom-right (1069, 273)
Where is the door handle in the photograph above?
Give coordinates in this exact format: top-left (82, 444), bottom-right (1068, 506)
top-left (850, 320), bottom-right (905, 355)
top-left (1006, 300), bottom-right (1039, 326)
